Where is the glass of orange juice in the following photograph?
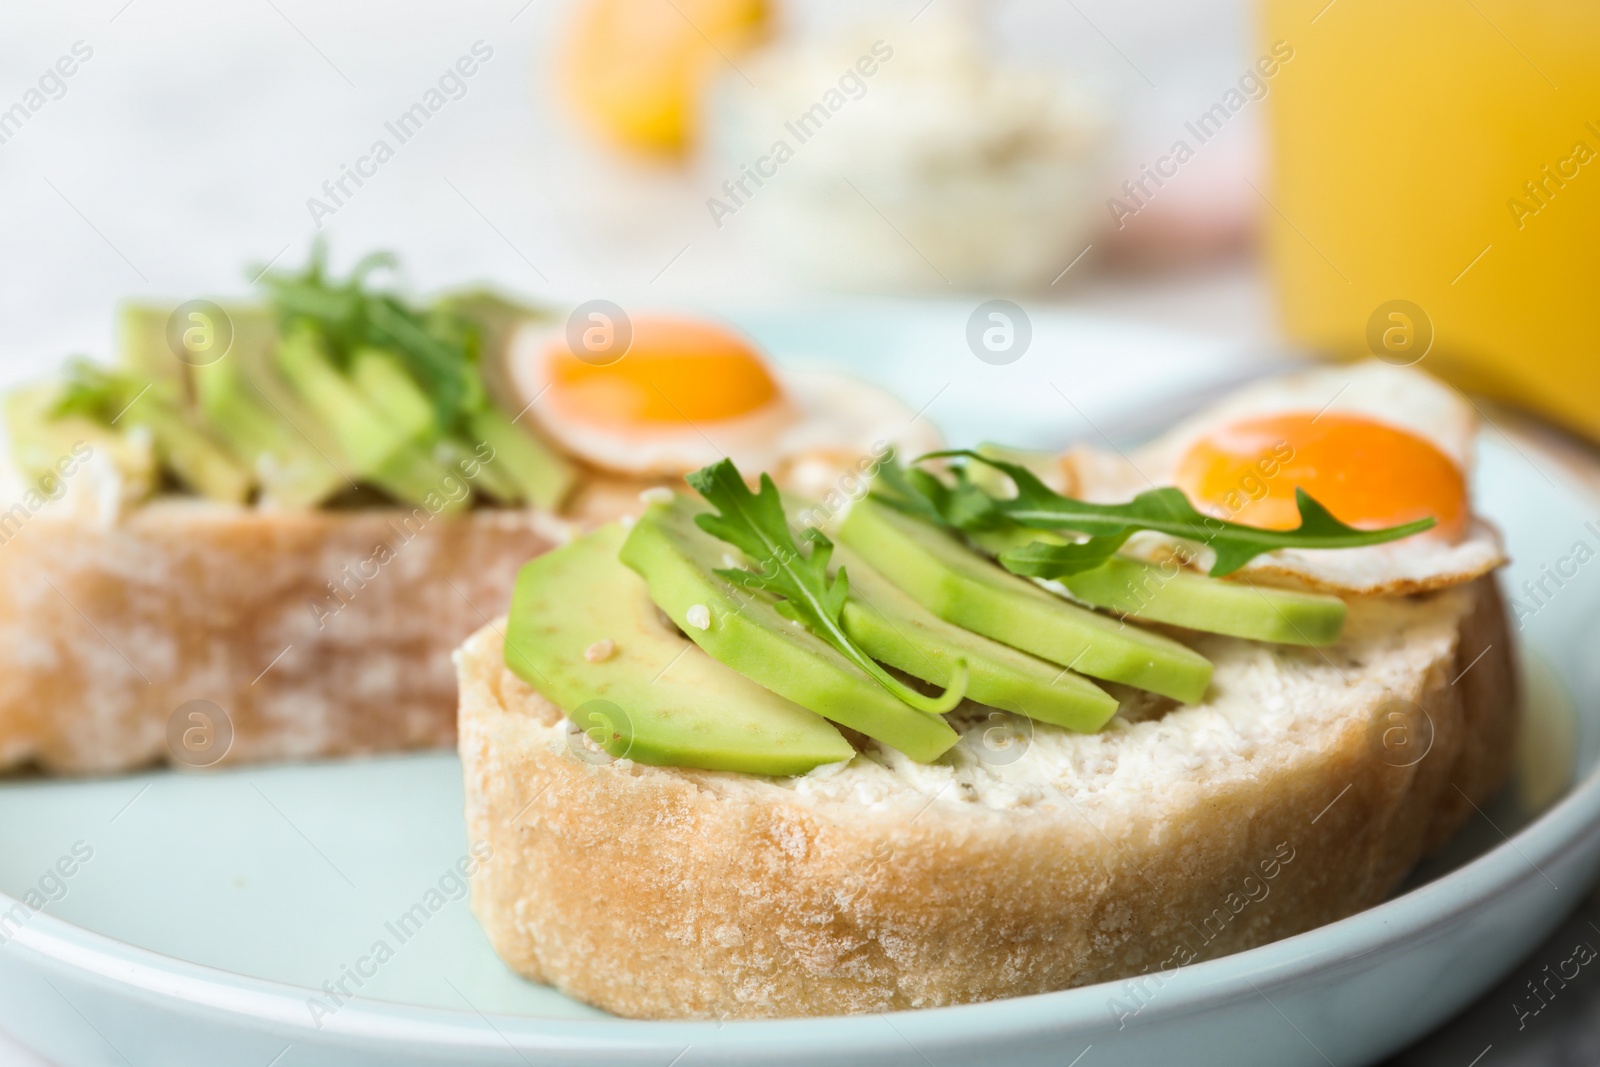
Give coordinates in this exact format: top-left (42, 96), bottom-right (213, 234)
top-left (1260, 0), bottom-right (1600, 438)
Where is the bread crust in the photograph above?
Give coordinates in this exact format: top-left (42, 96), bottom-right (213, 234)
top-left (459, 576), bottom-right (1517, 1019)
top-left (0, 500), bottom-right (565, 773)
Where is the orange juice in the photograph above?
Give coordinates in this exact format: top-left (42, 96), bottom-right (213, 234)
top-left (1260, 0), bottom-right (1600, 439)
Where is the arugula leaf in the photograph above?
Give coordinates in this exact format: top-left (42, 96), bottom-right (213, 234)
top-left (867, 448), bottom-right (956, 523)
top-left (686, 458), bottom-right (968, 715)
top-left (255, 242), bottom-right (484, 429)
top-left (50, 357), bottom-right (133, 424)
top-left (872, 448), bottom-right (1000, 529)
top-left (912, 450), bottom-right (1435, 578)
top-left (998, 529), bottom-right (1133, 578)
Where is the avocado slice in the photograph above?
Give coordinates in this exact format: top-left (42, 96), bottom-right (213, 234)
top-left (836, 544), bottom-right (1119, 732)
top-left (345, 348), bottom-right (529, 503)
top-left (49, 344), bottom-right (253, 504)
top-left (351, 347), bottom-right (436, 440)
top-left (191, 356), bottom-right (347, 510)
top-left (118, 303), bottom-right (191, 391)
top-left (430, 436), bottom-right (519, 502)
top-left (505, 523), bottom-right (854, 775)
top-left (118, 386), bottom-right (253, 504)
top-left (146, 303), bottom-right (353, 510)
top-left (464, 405), bottom-right (576, 510)
top-left (838, 498), bottom-right (1213, 704)
top-left (619, 496), bottom-right (960, 762)
top-left (3, 383), bottom-right (156, 503)
top-left (436, 288), bottom-right (576, 510)
top-left (968, 527), bottom-right (1348, 646)
top-left (275, 325), bottom-right (465, 511)
top-left (222, 312), bottom-right (375, 503)
top-left (436, 287), bottom-right (548, 426)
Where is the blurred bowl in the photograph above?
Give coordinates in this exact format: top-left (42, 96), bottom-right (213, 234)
top-left (706, 16), bottom-right (1112, 293)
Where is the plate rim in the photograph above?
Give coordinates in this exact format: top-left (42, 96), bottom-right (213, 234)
top-left (5, 718), bottom-right (1599, 1054)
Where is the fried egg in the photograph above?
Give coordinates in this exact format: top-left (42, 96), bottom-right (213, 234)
top-left (1060, 362), bottom-right (1506, 596)
top-left (506, 313), bottom-right (940, 488)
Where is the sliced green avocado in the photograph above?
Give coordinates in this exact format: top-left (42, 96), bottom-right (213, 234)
top-left (53, 330), bottom-right (253, 504)
top-left (118, 386), bottom-right (252, 504)
top-left (968, 527), bottom-right (1348, 646)
top-left (3, 383), bottom-right (157, 502)
top-left (351, 347), bottom-right (436, 440)
top-left (836, 544), bottom-right (1119, 732)
top-left (119, 300), bottom-right (281, 381)
top-left (505, 523), bottom-right (854, 775)
top-left (432, 436), bottom-right (522, 503)
top-left (465, 404), bottom-right (576, 511)
top-left (118, 304), bottom-right (185, 391)
top-left (153, 304), bottom-right (353, 510)
top-left (437, 288), bottom-right (576, 510)
top-left (191, 356), bottom-right (347, 510)
top-left (275, 325), bottom-right (464, 512)
top-left (346, 348), bottom-right (532, 504)
top-left (619, 496), bottom-right (960, 762)
top-left (434, 287), bottom-right (547, 418)
top-left (838, 498), bottom-right (1213, 704)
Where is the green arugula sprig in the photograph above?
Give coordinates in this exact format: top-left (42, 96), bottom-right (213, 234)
top-left (687, 458), bottom-right (968, 715)
top-left (873, 452), bottom-right (994, 530)
top-left (875, 450), bottom-right (1435, 579)
top-left (51, 357), bottom-right (135, 423)
top-left (254, 243), bottom-right (485, 428)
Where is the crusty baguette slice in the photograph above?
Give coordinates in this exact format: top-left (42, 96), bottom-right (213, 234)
top-left (0, 446), bottom-right (881, 775)
top-left (0, 497), bottom-right (567, 773)
top-left (458, 575), bottom-right (1516, 1019)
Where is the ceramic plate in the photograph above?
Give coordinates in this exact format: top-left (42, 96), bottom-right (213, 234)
top-left (0, 306), bottom-right (1595, 1067)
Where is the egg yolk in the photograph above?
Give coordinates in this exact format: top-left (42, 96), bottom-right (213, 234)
top-left (1173, 412), bottom-right (1467, 539)
top-left (545, 316), bottom-right (781, 427)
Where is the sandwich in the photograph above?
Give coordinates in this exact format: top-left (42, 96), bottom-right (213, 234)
top-left (458, 362), bottom-right (1516, 1018)
top-left (0, 249), bottom-right (934, 773)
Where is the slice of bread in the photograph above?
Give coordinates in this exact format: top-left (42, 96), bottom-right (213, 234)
top-left (0, 452), bottom-right (867, 775)
top-left (0, 498), bottom-right (567, 773)
top-left (457, 575), bottom-right (1516, 1019)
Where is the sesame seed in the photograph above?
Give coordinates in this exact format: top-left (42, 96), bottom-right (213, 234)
top-left (686, 604), bottom-right (712, 630)
top-left (639, 487), bottom-right (674, 506)
top-left (619, 514), bottom-right (637, 530)
top-left (584, 638), bottom-right (615, 663)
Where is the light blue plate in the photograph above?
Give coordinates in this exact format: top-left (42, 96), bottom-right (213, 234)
top-left (0, 314), bottom-right (1596, 1066)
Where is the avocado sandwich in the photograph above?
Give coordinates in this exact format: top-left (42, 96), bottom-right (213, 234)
top-left (458, 365), bottom-right (1518, 1019)
top-left (0, 248), bottom-right (942, 773)
top-left (0, 249), bottom-right (584, 772)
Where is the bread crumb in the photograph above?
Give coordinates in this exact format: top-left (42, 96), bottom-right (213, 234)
top-left (584, 639), bottom-right (615, 663)
top-left (639, 487), bottom-right (674, 506)
top-left (686, 604), bottom-right (712, 630)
